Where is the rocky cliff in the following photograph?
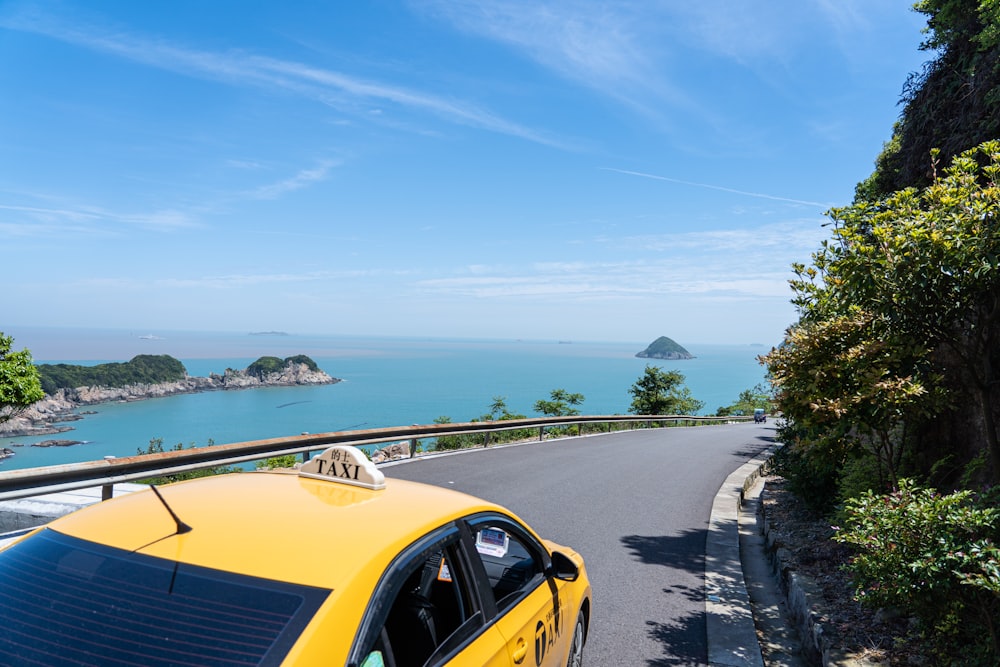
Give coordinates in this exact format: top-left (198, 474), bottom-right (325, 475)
top-left (0, 362), bottom-right (339, 438)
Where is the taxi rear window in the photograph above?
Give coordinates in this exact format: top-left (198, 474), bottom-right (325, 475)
top-left (0, 529), bottom-right (330, 666)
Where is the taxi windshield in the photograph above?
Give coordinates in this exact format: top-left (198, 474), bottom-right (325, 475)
top-left (0, 529), bottom-right (330, 666)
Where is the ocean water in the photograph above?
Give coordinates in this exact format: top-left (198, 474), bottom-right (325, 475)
top-left (0, 329), bottom-right (772, 471)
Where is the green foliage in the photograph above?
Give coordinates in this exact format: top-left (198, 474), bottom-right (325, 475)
top-left (284, 354), bottom-right (319, 372)
top-left (628, 365), bottom-right (703, 416)
top-left (37, 355), bottom-right (187, 394)
top-left (534, 389), bottom-right (584, 417)
top-left (835, 479), bottom-right (1000, 661)
top-left (246, 356), bottom-right (284, 379)
top-left (769, 428), bottom-right (843, 514)
top-left (255, 454), bottom-right (300, 469)
top-left (136, 438), bottom-right (240, 484)
top-left (434, 397), bottom-right (534, 450)
top-left (432, 415), bottom-right (464, 450)
top-left (766, 142), bottom-right (1000, 509)
top-left (715, 383), bottom-right (771, 416)
top-left (246, 355), bottom-right (320, 380)
top-left (0, 332), bottom-right (45, 424)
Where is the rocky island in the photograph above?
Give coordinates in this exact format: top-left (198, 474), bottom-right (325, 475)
top-left (0, 354), bottom-right (339, 439)
top-left (636, 336), bottom-right (694, 360)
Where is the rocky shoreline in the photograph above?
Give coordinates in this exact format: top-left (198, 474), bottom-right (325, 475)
top-left (0, 363), bottom-right (340, 440)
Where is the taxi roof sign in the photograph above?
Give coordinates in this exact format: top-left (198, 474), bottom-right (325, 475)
top-left (299, 445), bottom-right (386, 490)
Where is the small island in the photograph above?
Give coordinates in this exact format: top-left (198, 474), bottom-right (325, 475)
top-left (0, 354), bottom-right (339, 439)
top-left (636, 336), bottom-right (694, 360)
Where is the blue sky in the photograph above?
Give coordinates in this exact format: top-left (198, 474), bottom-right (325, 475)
top-left (1, 1), bottom-right (928, 346)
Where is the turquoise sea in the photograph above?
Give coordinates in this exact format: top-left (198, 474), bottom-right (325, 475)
top-left (0, 329), bottom-right (772, 471)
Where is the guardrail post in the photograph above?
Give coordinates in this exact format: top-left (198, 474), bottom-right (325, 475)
top-left (410, 439), bottom-right (418, 458)
top-left (101, 483), bottom-right (114, 501)
top-left (538, 426), bottom-right (544, 441)
top-left (483, 431), bottom-right (491, 448)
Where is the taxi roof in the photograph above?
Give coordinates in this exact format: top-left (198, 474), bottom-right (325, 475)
top-left (48, 466), bottom-right (504, 590)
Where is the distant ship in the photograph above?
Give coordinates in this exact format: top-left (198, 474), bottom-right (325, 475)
top-left (138, 334), bottom-right (164, 340)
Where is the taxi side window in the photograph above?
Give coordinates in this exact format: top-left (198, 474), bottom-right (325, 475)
top-left (466, 517), bottom-right (546, 611)
top-left (364, 534), bottom-right (483, 667)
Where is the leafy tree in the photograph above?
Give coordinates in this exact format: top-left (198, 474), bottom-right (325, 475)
top-left (766, 141), bottom-right (1000, 506)
top-left (766, 310), bottom-right (945, 504)
top-left (0, 333), bottom-right (44, 424)
top-left (487, 395), bottom-right (510, 420)
top-left (628, 365), bottom-right (703, 416)
top-left (715, 383), bottom-right (772, 416)
top-left (534, 389), bottom-right (584, 417)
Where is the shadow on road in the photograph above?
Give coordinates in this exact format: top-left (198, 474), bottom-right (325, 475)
top-left (620, 529), bottom-right (706, 574)
top-left (621, 531), bottom-right (708, 665)
top-left (644, 608), bottom-right (705, 666)
top-left (730, 435), bottom-right (774, 462)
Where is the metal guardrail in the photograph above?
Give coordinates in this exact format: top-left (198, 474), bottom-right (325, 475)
top-left (0, 414), bottom-right (751, 502)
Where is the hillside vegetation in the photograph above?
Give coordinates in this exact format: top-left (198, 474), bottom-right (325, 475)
top-left (764, 2), bottom-right (1000, 661)
top-left (37, 355), bottom-right (187, 394)
top-left (37, 354), bottom-right (324, 395)
top-left (246, 354), bottom-right (319, 379)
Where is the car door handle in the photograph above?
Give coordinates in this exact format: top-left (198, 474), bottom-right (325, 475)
top-left (512, 637), bottom-right (527, 664)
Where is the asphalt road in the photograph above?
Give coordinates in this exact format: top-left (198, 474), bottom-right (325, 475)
top-left (382, 423), bottom-right (776, 667)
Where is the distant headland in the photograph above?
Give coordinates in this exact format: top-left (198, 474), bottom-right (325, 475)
top-left (0, 354), bottom-right (339, 441)
top-left (636, 336), bottom-right (694, 360)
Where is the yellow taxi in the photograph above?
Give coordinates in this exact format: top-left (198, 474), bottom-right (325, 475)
top-left (0, 445), bottom-right (591, 667)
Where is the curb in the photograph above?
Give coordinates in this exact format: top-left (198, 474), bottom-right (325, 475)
top-left (706, 445), bottom-right (778, 666)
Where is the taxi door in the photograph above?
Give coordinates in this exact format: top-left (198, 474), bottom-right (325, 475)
top-left (464, 516), bottom-right (568, 667)
top-left (491, 579), bottom-right (567, 667)
top-left (438, 623), bottom-right (516, 666)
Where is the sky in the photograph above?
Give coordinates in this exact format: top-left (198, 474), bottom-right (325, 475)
top-left (1, 1), bottom-right (930, 346)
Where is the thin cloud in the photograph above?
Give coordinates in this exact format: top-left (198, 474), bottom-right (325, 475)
top-left (625, 220), bottom-right (829, 253)
top-left (246, 161), bottom-right (338, 200)
top-left (0, 9), bottom-right (562, 147)
top-left (417, 255), bottom-right (794, 301)
top-left (603, 168), bottom-right (832, 208)
top-left (413, 0), bottom-right (691, 115)
top-left (0, 202), bottom-right (197, 234)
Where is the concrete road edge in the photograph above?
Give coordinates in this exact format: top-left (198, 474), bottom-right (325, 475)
top-left (706, 444), bottom-right (778, 667)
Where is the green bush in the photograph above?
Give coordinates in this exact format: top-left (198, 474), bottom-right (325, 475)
top-left (136, 438), bottom-right (240, 484)
top-left (770, 422), bottom-right (843, 514)
top-left (835, 479), bottom-right (1000, 663)
top-left (255, 454), bottom-right (300, 469)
